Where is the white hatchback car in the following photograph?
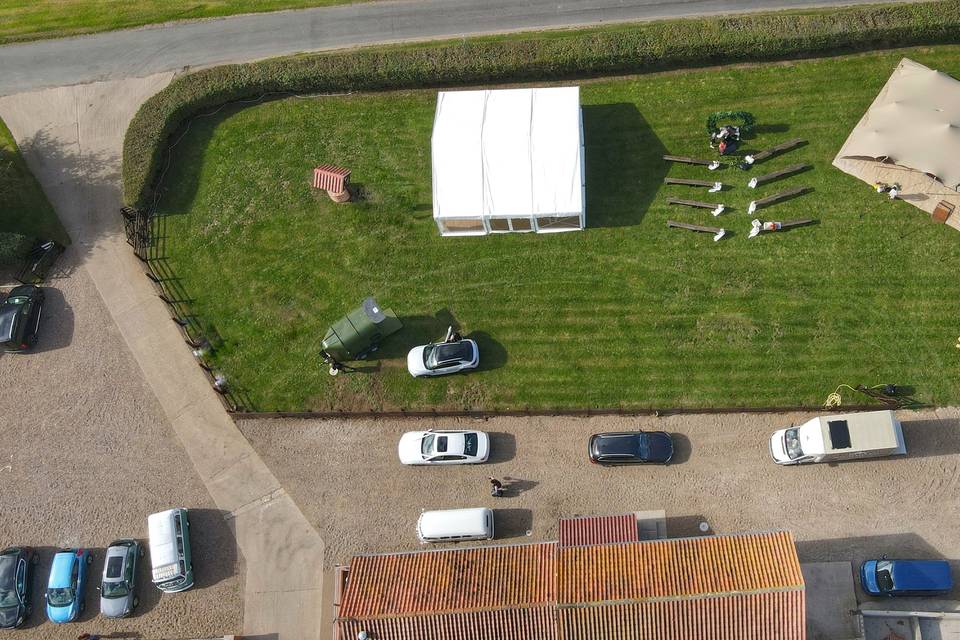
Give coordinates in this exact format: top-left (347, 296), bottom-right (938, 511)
top-left (407, 338), bottom-right (480, 377)
top-left (398, 429), bottom-right (490, 465)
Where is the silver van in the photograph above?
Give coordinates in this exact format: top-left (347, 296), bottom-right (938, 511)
top-left (147, 508), bottom-right (194, 593)
top-left (417, 508), bottom-right (494, 543)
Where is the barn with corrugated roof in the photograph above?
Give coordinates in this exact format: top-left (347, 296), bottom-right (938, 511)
top-left (333, 516), bottom-right (805, 640)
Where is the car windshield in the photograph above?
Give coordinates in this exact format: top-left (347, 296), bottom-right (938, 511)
top-left (421, 434), bottom-right (434, 456)
top-left (47, 587), bottom-right (74, 607)
top-left (0, 589), bottom-right (18, 608)
top-left (876, 561), bottom-right (894, 592)
top-left (101, 581), bottom-right (129, 598)
top-left (463, 433), bottom-right (478, 456)
top-left (784, 428), bottom-right (803, 460)
top-left (0, 309), bottom-right (18, 342)
top-left (424, 342), bottom-right (469, 369)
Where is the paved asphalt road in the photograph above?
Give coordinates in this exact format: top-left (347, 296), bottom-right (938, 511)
top-left (0, 0), bottom-right (918, 95)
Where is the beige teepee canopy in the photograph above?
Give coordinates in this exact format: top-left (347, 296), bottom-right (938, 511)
top-left (834, 58), bottom-right (960, 231)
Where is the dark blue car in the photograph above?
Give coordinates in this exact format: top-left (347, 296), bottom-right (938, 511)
top-left (860, 559), bottom-right (953, 597)
top-left (588, 431), bottom-right (674, 465)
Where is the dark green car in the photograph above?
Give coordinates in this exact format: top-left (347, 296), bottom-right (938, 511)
top-left (0, 285), bottom-right (44, 351)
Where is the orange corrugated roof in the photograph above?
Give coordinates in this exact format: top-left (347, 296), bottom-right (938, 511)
top-left (557, 531), bottom-right (804, 605)
top-left (558, 591), bottom-right (805, 640)
top-left (336, 531), bottom-right (805, 640)
top-left (558, 514), bottom-right (639, 548)
top-left (336, 605), bottom-right (559, 640)
top-left (339, 542), bottom-right (557, 618)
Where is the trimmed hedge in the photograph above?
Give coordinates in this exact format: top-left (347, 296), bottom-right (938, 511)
top-left (124, 1), bottom-right (960, 209)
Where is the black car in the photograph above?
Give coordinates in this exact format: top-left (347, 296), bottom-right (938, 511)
top-left (588, 431), bottom-right (674, 465)
top-left (0, 285), bottom-right (45, 351)
top-left (0, 547), bottom-right (38, 629)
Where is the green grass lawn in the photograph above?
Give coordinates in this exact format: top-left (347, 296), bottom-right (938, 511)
top-left (0, 0), bottom-right (360, 45)
top-left (0, 117), bottom-right (69, 265)
top-left (158, 47), bottom-right (960, 412)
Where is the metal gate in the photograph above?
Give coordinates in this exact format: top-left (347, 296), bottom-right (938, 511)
top-left (120, 206), bottom-right (151, 261)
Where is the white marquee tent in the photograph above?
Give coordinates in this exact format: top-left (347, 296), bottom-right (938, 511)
top-left (431, 86), bottom-right (585, 236)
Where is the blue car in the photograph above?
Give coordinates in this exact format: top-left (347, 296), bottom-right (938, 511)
top-left (45, 549), bottom-right (92, 623)
top-left (860, 559), bottom-right (953, 597)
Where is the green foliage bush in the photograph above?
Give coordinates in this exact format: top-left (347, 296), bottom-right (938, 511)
top-left (123, 1), bottom-right (960, 209)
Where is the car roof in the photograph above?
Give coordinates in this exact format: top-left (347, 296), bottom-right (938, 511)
top-left (432, 341), bottom-right (473, 362)
top-left (594, 432), bottom-right (643, 453)
top-left (49, 552), bottom-right (77, 586)
top-left (104, 555), bottom-right (125, 580)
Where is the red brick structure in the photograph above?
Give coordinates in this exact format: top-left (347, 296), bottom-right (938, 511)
top-left (313, 165), bottom-right (351, 203)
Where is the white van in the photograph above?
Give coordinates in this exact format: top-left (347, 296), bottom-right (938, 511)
top-left (147, 508), bottom-right (194, 593)
top-left (769, 410), bottom-right (906, 465)
top-left (417, 508), bottom-right (494, 544)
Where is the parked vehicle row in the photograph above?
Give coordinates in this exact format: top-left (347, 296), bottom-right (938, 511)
top-left (0, 507), bottom-right (194, 629)
top-left (397, 428), bottom-right (675, 466)
top-left (399, 410), bottom-right (906, 468)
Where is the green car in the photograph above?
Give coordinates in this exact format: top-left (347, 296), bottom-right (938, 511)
top-left (0, 285), bottom-right (45, 351)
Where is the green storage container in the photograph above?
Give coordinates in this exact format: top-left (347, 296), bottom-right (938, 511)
top-left (321, 298), bottom-right (403, 362)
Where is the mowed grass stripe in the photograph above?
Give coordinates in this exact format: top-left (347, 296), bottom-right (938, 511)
top-left (159, 47), bottom-right (960, 411)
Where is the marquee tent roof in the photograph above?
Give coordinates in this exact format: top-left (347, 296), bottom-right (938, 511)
top-left (431, 87), bottom-right (584, 220)
top-left (836, 58), bottom-right (960, 190)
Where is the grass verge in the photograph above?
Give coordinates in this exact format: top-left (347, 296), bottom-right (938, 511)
top-left (0, 0), bottom-right (358, 46)
top-left (0, 117), bottom-right (69, 266)
top-left (158, 46), bottom-right (960, 411)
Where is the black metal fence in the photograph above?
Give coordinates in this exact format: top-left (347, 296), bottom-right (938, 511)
top-left (121, 205), bottom-right (251, 412)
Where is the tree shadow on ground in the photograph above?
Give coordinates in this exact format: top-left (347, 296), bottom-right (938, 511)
top-left (470, 331), bottom-right (506, 372)
top-left (668, 433), bottom-right (691, 464)
top-left (31, 285), bottom-right (73, 353)
top-left (190, 509), bottom-right (240, 590)
top-left (502, 476), bottom-right (538, 497)
top-left (487, 432), bottom-right (516, 463)
top-left (582, 103), bottom-right (668, 228)
top-left (371, 310), bottom-right (459, 360)
top-left (895, 418), bottom-right (960, 460)
top-left (795, 532), bottom-right (958, 599)
top-left (665, 514), bottom-right (710, 537)
top-left (495, 508), bottom-right (533, 540)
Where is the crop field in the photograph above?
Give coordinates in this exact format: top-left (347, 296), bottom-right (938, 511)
top-left (157, 47), bottom-right (960, 411)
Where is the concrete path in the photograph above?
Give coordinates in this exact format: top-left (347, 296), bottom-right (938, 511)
top-left (0, 0), bottom-right (919, 95)
top-left (0, 76), bottom-right (325, 639)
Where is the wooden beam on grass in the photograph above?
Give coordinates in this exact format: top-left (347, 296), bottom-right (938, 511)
top-left (747, 186), bottom-right (810, 214)
top-left (743, 138), bottom-right (806, 166)
top-left (667, 220), bottom-right (727, 241)
top-left (663, 155), bottom-right (720, 170)
top-left (667, 197), bottom-right (725, 216)
top-left (748, 163), bottom-right (811, 188)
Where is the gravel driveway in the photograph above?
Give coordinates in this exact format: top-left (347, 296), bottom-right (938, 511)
top-left (238, 408), bottom-right (960, 600)
top-left (0, 252), bottom-right (242, 639)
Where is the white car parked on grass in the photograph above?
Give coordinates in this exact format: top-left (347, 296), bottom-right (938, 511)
top-left (398, 429), bottom-right (490, 465)
top-left (407, 327), bottom-right (480, 377)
